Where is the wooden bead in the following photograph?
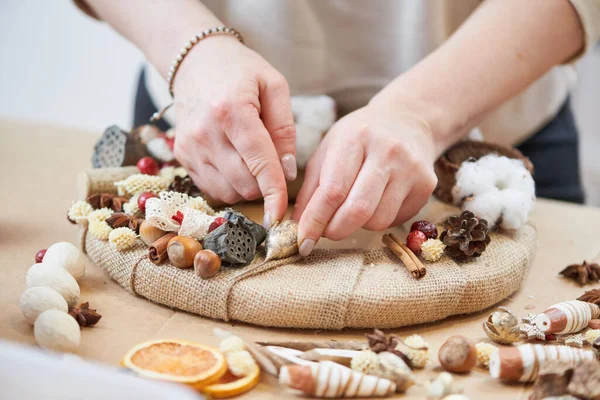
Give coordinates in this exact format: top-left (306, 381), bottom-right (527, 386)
top-left (167, 236), bottom-right (203, 268)
top-left (534, 301), bottom-right (600, 334)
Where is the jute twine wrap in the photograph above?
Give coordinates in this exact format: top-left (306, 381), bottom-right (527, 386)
top-left (82, 198), bottom-right (537, 329)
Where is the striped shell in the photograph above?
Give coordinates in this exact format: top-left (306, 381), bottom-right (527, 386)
top-left (280, 361), bottom-right (396, 398)
top-left (534, 300), bottom-right (600, 334)
top-left (489, 344), bottom-right (595, 382)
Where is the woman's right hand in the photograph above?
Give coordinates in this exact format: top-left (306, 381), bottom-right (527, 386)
top-left (172, 36), bottom-right (296, 228)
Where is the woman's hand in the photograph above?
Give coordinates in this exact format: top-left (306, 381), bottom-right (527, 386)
top-left (173, 36), bottom-right (297, 227)
top-left (291, 104), bottom-right (438, 256)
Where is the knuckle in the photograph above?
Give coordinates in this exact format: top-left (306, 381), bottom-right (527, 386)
top-left (347, 201), bottom-right (372, 222)
top-left (240, 185), bottom-right (261, 201)
top-left (209, 99), bottom-right (233, 125)
top-left (320, 182), bottom-right (347, 208)
top-left (220, 191), bottom-right (241, 205)
top-left (323, 227), bottom-right (346, 241)
top-left (271, 123), bottom-right (296, 142)
top-left (245, 156), bottom-right (270, 179)
top-left (269, 71), bottom-right (289, 91)
top-left (363, 217), bottom-right (391, 232)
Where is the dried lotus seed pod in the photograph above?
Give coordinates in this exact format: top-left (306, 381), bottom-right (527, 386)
top-left (222, 209), bottom-right (267, 246)
top-left (265, 220), bottom-right (299, 261)
top-left (203, 220), bottom-right (257, 266)
top-left (483, 307), bottom-right (521, 344)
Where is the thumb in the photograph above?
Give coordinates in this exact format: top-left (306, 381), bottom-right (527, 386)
top-left (260, 73), bottom-right (297, 181)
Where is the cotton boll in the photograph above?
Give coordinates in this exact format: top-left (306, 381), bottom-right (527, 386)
top-left (147, 137), bottom-right (174, 162)
top-left (34, 310), bottom-right (81, 353)
top-left (461, 189), bottom-right (504, 225)
top-left (43, 242), bottom-right (86, 280)
top-left (19, 287), bottom-right (68, 325)
top-left (497, 189), bottom-right (534, 230)
top-left (295, 123), bottom-right (323, 168)
top-left (452, 161), bottom-right (497, 204)
top-left (291, 95), bottom-right (336, 131)
top-left (26, 264), bottom-right (80, 307)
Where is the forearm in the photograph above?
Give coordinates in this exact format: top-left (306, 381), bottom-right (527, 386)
top-left (85, 0), bottom-right (223, 78)
top-left (371, 0), bottom-right (584, 155)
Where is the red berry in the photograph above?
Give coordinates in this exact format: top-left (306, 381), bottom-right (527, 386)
top-left (35, 249), bottom-right (47, 263)
top-left (136, 157), bottom-right (159, 175)
top-left (165, 137), bottom-right (175, 151)
top-left (410, 220), bottom-right (438, 240)
top-left (406, 230), bottom-right (427, 255)
top-left (208, 217), bottom-right (227, 233)
top-left (138, 192), bottom-right (157, 213)
top-left (171, 211), bottom-right (184, 225)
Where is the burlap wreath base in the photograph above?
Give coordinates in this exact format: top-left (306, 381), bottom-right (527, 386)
top-left (80, 200), bottom-right (537, 330)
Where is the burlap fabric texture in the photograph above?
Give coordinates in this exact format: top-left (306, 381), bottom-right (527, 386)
top-left (81, 199), bottom-right (537, 330)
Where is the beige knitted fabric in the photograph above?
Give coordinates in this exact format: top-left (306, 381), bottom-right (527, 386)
top-left (81, 203), bottom-right (536, 330)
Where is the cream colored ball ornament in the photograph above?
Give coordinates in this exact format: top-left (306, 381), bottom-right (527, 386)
top-left (26, 263), bottom-right (80, 307)
top-left (43, 242), bottom-right (86, 280)
top-left (34, 309), bottom-right (81, 353)
top-left (19, 287), bottom-right (68, 325)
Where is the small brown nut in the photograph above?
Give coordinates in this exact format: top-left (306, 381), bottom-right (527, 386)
top-left (438, 336), bottom-right (477, 373)
top-left (167, 236), bottom-right (203, 268)
top-left (139, 221), bottom-right (167, 246)
top-left (588, 319), bottom-right (600, 330)
top-left (194, 250), bottom-right (221, 278)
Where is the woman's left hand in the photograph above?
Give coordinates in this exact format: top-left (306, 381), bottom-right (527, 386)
top-left (291, 104), bottom-right (438, 256)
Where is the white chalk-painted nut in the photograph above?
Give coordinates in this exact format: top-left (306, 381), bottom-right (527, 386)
top-left (43, 242), bottom-right (86, 280)
top-left (19, 287), bottom-right (68, 325)
top-left (26, 263), bottom-right (80, 307)
top-left (34, 310), bottom-right (81, 353)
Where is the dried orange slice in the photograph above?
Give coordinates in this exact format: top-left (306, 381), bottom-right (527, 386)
top-left (122, 339), bottom-right (227, 390)
top-left (202, 364), bottom-right (261, 398)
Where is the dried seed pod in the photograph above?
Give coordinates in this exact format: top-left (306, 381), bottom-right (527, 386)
top-left (489, 344), bottom-right (596, 382)
top-left (203, 220), bottom-right (257, 266)
top-left (265, 220), bottom-right (299, 261)
top-left (535, 300), bottom-right (600, 335)
top-left (167, 236), bottom-right (203, 268)
top-left (438, 336), bottom-right (477, 373)
top-left (194, 250), bottom-right (221, 278)
top-left (222, 209), bottom-right (267, 246)
top-left (483, 306), bottom-right (521, 344)
top-left (280, 361), bottom-right (396, 398)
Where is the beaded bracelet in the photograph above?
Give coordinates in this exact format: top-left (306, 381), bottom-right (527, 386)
top-left (167, 26), bottom-right (244, 97)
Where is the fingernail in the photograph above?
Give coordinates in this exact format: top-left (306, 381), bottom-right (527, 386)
top-left (263, 212), bottom-right (271, 230)
top-left (299, 239), bottom-right (316, 257)
top-left (281, 154), bottom-right (297, 181)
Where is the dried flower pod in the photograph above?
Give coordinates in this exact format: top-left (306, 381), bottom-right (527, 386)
top-left (68, 302), bottom-right (102, 327)
top-left (203, 220), bottom-right (257, 266)
top-left (489, 344), bottom-right (596, 382)
top-left (109, 227), bottom-right (137, 251)
top-left (139, 221), bottom-right (167, 246)
top-left (67, 201), bottom-right (93, 224)
top-left (194, 250), bottom-right (221, 278)
top-left (438, 336), bottom-right (477, 373)
top-left (475, 342), bottom-right (498, 368)
top-left (535, 300), bottom-right (600, 335)
top-left (483, 306), bottom-right (521, 344)
top-left (92, 125), bottom-right (151, 168)
top-left (222, 209), bottom-right (267, 246)
top-left (280, 361), bottom-right (396, 398)
top-left (167, 236), bottom-right (203, 268)
top-left (560, 260), bottom-right (600, 286)
top-left (265, 220), bottom-right (299, 261)
top-left (350, 350), bottom-right (380, 374)
top-left (402, 334), bottom-right (430, 369)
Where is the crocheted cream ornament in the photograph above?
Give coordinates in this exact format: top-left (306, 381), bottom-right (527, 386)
top-left (219, 336), bottom-right (246, 354)
top-left (402, 335), bottom-right (430, 369)
top-left (421, 239), bottom-right (446, 262)
top-left (109, 227), bottom-right (137, 251)
top-left (585, 329), bottom-right (600, 345)
top-left (475, 342), bottom-right (498, 368)
top-left (226, 350), bottom-right (257, 377)
top-left (89, 221), bottom-right (112, 240)
top-left (178, 208), bottom-right (215, 240)
top-left (123, 195), bottom-right (140, 215)
top-left (87, 208), bottom-right (114, 225)
top-left (68, 201), bottom-right (93, 224)
top-left (187, 196), bottom-right (215, 215)
top-left (350, 350), bottom-right (380, 374)
top-left (114, 174), bottom-right (168, 196)
top-left (145, 191), bottom-right (191, 232)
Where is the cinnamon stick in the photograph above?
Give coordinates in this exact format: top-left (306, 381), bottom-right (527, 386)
top-left (149, 232), bottom-right (177, 264)
top-left (255, 340), bottom-right (367, 352)
top-left (389, 233), bottom-right (427, 278)
top-left (383, 234), bottom-right (420, 278)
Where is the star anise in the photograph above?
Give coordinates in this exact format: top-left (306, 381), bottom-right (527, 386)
top-left (68, 302), bottom-right (102, 327)
top-left (577, 288), bottom-right (600, 306)
top-left (365, 329), bottom-right (413, 368)
top-left (168, 175), bottom-right (201, 197)
top-left (560, 261), bottom-right (600, 286)
top-left (86, 193), bottom-right (129, 212)
top-left (105, 213), bottom-right (144, 234)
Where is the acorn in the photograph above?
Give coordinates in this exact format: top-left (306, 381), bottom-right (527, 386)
top-left (167, 236), bottom-right (203, 268)
top-left (139, 221), bottom-right (167, 246)
top-left (194, 250), bottom-right (222, 278)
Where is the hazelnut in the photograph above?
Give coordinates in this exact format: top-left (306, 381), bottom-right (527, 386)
top-left (167, 236), bottom-right (203, 268)
top-left (139, 221), bottom-right (167, 246)
top-left (194, 250), bottom-right (221, 278)
top-left (438, 336), bottom-right (477, 373)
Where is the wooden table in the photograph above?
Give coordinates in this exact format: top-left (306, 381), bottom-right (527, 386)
top-left (1, 120), bottom-right (598, 399)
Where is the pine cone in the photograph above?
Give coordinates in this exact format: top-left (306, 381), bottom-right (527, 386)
top-left (578, 289), bottom-right (600, 306)
top-left (168, 176), bottom-right (201, 197)
top-left (439, 210), bottom-right (491, 262)
top-left (560, 261), bottom-right (600, 286)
